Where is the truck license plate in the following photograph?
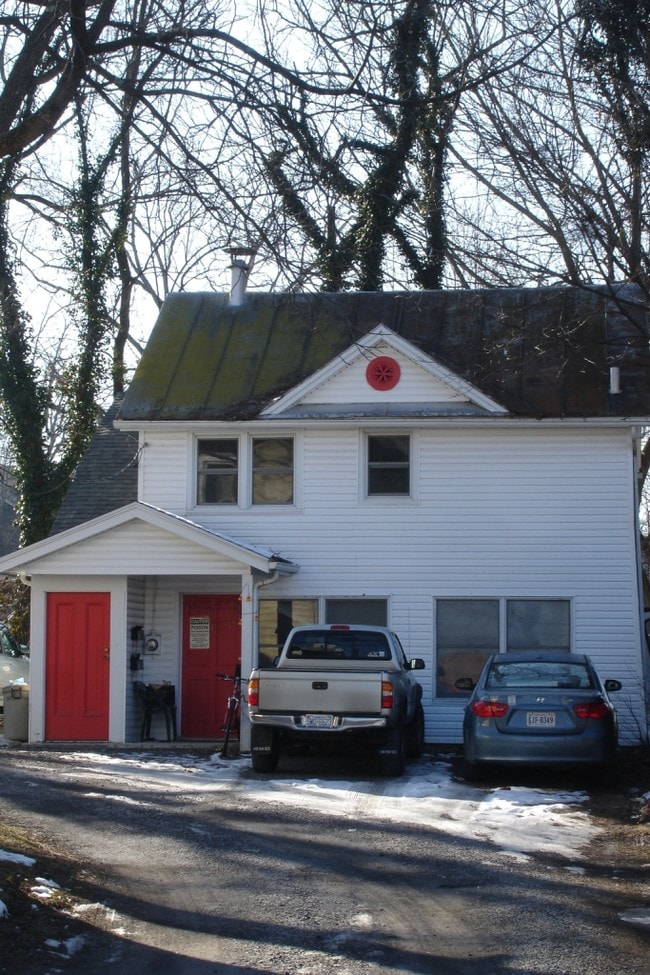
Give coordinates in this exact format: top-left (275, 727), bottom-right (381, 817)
top-left (303, 713), bottom-right (334, 728)
top-left (527, 711), bottom-right (555, 728)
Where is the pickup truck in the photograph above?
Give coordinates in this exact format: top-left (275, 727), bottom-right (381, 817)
top-left (246, 624), bottom-right (425, 776)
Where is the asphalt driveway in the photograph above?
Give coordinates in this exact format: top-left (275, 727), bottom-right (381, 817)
top-left (0, 746), bottom-right (649, 975)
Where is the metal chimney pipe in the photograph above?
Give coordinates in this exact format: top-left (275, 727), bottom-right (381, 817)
top-left (227, 247), bottom-right (257, 307)
top-left (230, 259), bottom-right (248, 307)
top-left (609, 366), bottom-right (621, 394)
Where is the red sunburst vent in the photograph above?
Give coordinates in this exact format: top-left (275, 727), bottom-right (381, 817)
top-left (366, 356), bottom-right (401, 391)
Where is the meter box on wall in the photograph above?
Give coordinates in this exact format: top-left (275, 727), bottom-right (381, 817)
top-left (144, 632), bottom-right (162, 654)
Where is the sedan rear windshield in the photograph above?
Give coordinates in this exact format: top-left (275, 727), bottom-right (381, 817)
top-left (486, 660), bottom-right (594, 690)
top-left (286, 631), bottom-right (391, 661)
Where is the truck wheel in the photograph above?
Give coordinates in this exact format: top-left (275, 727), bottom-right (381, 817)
top-left (251, 727), bottom-right (279, 773)
top-left (378, 727), bottom-right (406, 777)
top-left (406, 702), bottom-right (425, 758)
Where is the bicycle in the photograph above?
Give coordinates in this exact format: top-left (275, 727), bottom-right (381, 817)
top-left (216, 667), bottom-right (242, 757)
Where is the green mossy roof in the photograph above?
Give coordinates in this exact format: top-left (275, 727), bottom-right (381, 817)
top-left (119, 285), bottom-right (650, 421)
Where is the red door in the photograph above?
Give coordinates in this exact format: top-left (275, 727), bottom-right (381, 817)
top-left (46, 592), bottom-right (110, 740)
top-left (181, 595), bottom-right (241, 738)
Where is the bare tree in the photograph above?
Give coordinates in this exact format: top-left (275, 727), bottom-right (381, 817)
top-left (445, 0), bottom-right (650, 297)
top-left (224, 0), bottom-right (545, 292)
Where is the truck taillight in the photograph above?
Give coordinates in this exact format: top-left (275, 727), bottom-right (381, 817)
top-left (381, 681), bottom-right (393, 709)
top-left (248, 678), bottom-right (259, 708)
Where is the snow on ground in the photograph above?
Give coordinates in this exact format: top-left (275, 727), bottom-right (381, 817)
top-left (3, 749), bottom-right (650, 928)
top-left (57, 750), bottom-right (596, 861)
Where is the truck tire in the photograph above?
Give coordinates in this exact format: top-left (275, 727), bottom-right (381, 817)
top-left (406, 702), bottom-right (425, 758)
top-left (251, 727), bottom-right (279, 773)
top-left (378, 727), bottom-right (406, 777)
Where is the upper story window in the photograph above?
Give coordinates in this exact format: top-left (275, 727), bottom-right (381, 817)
top-left (197, 439), bottom-right (238, 504)
top-left (252, 437), bottom-right (294, 504)
top-left (367, 434), bottom-right (410, 495)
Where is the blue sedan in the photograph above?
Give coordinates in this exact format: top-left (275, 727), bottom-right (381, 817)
top-left (456, 652), bottom-right (621, 781)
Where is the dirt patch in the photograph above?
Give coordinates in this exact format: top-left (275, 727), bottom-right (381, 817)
top-left (0, 820), bottom-right (117, 975)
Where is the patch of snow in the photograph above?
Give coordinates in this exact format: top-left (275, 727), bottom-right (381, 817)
top-left (32, 878), bottom-right (61, 899)
top-left (0, 899), bottom-right (8, 918)
top-left (83, 791), bottom-right (149, 806)
top-left (45, 935), bottom-right (85, 955)
top-left (620, 908), bottom-right (650, 927)
top-left (54, 751), bottom-right (599, 860)
top-left (0, 848), bottom-right (36, 866)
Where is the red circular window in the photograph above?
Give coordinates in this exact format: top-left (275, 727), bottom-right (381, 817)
top-left (366, 356), bottom-right (401, 391)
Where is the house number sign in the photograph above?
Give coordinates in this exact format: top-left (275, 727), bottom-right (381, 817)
top-left (189, 616), bottom-right (211, 649)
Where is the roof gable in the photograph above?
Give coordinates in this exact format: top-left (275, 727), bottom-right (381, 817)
top-left (0, 502), bottom-right (298, 576)
top-left (261, 325), bottom-right (506, 418)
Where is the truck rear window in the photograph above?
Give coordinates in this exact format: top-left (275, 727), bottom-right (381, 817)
top-left (286, 631), bottom-right (391, 661)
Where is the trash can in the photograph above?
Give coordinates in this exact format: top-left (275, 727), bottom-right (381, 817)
top-left (2, 683), bottom-right (29, 741)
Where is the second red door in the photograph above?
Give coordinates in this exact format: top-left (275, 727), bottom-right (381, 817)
top-left (181, 594), bottom-right (241, 738)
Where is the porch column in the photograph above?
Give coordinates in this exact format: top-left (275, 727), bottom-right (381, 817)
top-left (239, 571), bottom-right (254, 751)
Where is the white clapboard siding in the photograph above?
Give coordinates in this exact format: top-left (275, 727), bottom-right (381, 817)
top-left (125, 576), bottom-right (146, 741)
top-left (34, 521), bottom-right (252, 575)
top-left (299, 343), bottom-right (468, 404)
top-left (180, 423), bottom-right (643, 742)
top-left (140, 433), bottom-right (189, 511)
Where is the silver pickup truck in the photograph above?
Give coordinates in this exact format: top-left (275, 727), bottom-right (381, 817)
top-left (246, 624), bottom-right (425, 776)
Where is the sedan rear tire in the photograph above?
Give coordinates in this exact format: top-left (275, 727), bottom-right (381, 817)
top-left (463, 759), bottom-right (486, 783)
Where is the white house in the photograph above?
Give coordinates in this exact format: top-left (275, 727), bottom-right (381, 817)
top-left (1, 284), bottom-right (649, 747)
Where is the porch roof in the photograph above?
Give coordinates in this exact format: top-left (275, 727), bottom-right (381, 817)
top-left (0, 502), bottom-right (298, 577)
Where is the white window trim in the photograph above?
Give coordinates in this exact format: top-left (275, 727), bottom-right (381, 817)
top-left (247, 431), bottom-right (301, 510)
top-left (191, 434), bottom-right (242, 510)
top-left (190, 432), bottom-right (302, 512)
top-left (360, 430), bottom-right (419, 503)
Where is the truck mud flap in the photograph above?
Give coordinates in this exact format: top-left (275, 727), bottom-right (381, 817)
top-left (251, 726), bottom-right (279, 773)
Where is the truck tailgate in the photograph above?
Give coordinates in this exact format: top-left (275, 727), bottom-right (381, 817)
top-left (259, 671), bottom-right (382, 713)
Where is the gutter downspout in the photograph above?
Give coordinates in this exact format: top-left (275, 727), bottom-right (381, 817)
top-left (632, 427), bottom-right (650, 742)
top-left (238, 569), bottom-right (279, 754)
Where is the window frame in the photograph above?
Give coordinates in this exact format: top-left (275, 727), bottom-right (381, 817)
top-left (364, 431), bottom-right (413, 500)
top-left (195, 437), bottom-right (240, 506)
top-left (250, 435), bottom-right (295, 506)
top-left (435, 596), bottom-right (573, 698)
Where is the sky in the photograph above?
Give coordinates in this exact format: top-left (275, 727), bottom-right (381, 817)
top-left (1, 748), bottom-right (649, 951)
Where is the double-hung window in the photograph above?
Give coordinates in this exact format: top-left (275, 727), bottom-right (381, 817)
top-left (367, 434), bottom-right (410, 496)
top-left (197, 439), bottom-right (238, 504)
top-left (252, 437), bottom-right (294, 504)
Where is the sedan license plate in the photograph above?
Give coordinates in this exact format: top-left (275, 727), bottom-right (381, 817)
top-left (527, 711), bottom-right (556, 729)
top-left (303, 713), bottom-right (334, 729)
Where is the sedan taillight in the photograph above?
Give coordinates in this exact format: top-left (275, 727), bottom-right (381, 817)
top-left (472, 700), bottom-right (509, 718)
top-left (573, 701), bottom-right (609, 719)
